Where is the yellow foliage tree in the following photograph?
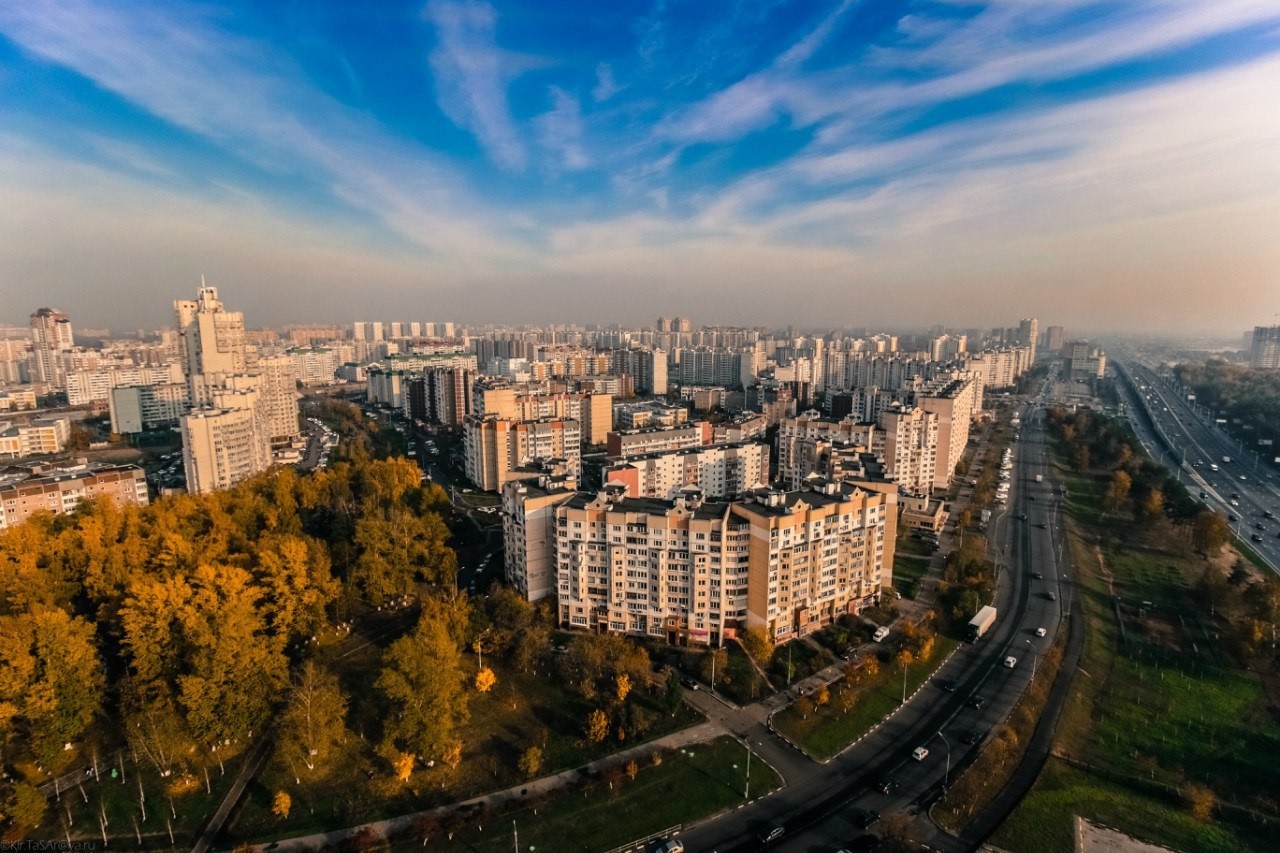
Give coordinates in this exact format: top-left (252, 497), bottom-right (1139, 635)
top-left (394, 752), bottom-right (415, 782)
top-left (585, 708), bottom-right (609, 744)
top-left (475, 667), bottom-right (497, 693)
top-left (614, 673), bottom-right (632, 705)
top-left (272, 790), bottom-right (292, 820)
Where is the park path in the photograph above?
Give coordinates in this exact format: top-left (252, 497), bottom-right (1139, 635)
top-left (265, 722), bottom-right (720, 852)
top-left (191, 736), bottom-right (273, 853)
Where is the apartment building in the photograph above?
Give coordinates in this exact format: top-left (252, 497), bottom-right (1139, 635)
top-left (464, 415), bottom-right (582, 491)
top-left (916, 377), bottom-right (978, 490)
top-left (175, 284), bottom-right (248, 404)
top-left (0, 417), bottom-right (71, 459)
top-left (777, 413), bottom-right (877, 489)
top-left (181, 388), bottom-right (272, 493)
top-left (29, 308), bottom-right (75, 391)
top-left (501, 473), bottom-right (579, 601)
top-left (0, 389), bottom-right (37, 412)
top-left (606, 422), bottom-right (712, 458)
top-left (289, 346), bottom-right (340, 385)
top-left (614, 401), bottom-right (687, 430)
top-left (602, 441), bottom-right (769, 501)
top-left (109, 383), bottom-right (189, 434)
top-left (0, 461), bottom-right (148, 530)
top-left (1065, 342), bottom-right (1107, 380)
top-left (65, 363), bottom-right (185, 407)
top-left (1252, 326), bottom-right (1280, 370)
top-left (472, 384), bottom-right (612, 445)
top-left (873, 405), bottom-right (938, 494)
top-left (515, 479), bottom-right (893, 646)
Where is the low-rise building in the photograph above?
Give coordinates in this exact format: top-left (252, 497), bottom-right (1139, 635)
top-left (606, 422), bottom-right (712, 458)
top-left (109, 383), bottom-right (190, 434)
top-left (0, 388), bottom-right (38, 412)
top-left (0, 460), bottom-right (148, 529)
top-left (0, 416), bottom-right (71, 458)
top-left (601, 441), bottom-right (769, 501)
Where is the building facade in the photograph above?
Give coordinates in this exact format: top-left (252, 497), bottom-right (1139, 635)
top-left (601, 441), bottom-right (769, 501)
top-left (0, 461), bottom-right (148, 530)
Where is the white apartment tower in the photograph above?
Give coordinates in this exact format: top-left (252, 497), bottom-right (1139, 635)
top-left (29, 308), bottom-right (75, 391)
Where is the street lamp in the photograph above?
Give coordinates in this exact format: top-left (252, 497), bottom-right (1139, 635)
top-left (1026, 639), bottom-right (1038, 680)
top-left (937, 730), bottom-right (951, 790)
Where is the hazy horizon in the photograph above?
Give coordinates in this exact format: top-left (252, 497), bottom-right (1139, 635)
top-left (3, 1), bottom-right (1279, 334)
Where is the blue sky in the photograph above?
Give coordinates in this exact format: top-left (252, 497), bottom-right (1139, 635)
top-left (2, 0), bottom-right (1279, 332)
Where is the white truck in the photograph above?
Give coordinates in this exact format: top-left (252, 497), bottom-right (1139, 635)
top-left (967, 605), bottom-right (997, 642)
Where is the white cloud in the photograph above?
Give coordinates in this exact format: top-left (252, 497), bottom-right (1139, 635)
top-left (593, 62), bottom-right (621, 102)
top-left (535, 87), bottom-right (590, 170)
top-left (424, 0), bottom-right (531, 172)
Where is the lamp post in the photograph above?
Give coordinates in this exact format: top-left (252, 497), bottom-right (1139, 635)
top-left (1026, 639), bottom-right (1038, 680)
top-left (937, 730), bottom-right (951, 790)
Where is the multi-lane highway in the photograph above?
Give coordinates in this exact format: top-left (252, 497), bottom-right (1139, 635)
top-left (1116, 360), bottom-right (1280, 571)
top-left (673, 406), bottom-right (1071, 852)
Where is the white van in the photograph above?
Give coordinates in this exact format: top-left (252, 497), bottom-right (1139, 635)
top-left (872, 626), bottom-right (890, 642)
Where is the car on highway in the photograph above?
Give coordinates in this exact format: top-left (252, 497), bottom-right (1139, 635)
top-left (960, 730), bottom-right (982, 745)
top-left (912, 746), bottom-right (930, 761)
top-left (876, 777), bottom-right (899, 794)
top-left (936, 679), bottom-right (957, 692)
top-left (852, 808), bottom-right (881, 829)
top-left (655, 839), bottom-right (685, 853)
top-left (1253, 535), bottom-right (1264, 543)
top-left (1033, 571), bottom-right (1044, 579)
top-left (1036, 627), bottom-right (1047, 637)
top-left (1004, 656), bottom-right (1018, 668)
top-left (1037, 522), bottom-right (1048, 529)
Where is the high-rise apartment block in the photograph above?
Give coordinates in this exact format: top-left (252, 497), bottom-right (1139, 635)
top-left (174, 283), bottom-right (299, 493)
top-left (1044, 325), bottom-right (1066, 353)
top-left (602, 441), bottom-right (769, 501)
top-left (109, 383), bottom-right (189, 434)
top-left (1017, 318), bottom-right (1038, 363)
top-left (1250, 326), bottom-right (1280, 369)
top-left (503, 479), bottom-right (894, 645)
top-left (29, 308), bottom-right (74, 391)
top-left (464, 415), bottom-right (581, 491)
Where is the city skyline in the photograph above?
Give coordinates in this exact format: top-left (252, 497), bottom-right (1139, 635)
top-left (3, 1), bottom-right (1280, 332)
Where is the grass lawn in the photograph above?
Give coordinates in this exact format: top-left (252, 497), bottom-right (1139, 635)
top-left (893, 554), bottom-right (930, 599)
top-left (768, 637), bottom-right (827, 685)
top-left (228, 656), bottom-right (703, 844)
top-left (897, 536), bottom-right (936, 558)
top-left (773, 637), bottom-right (960, 760)
top-left (715, 643), bottom-right (772, 706)
top-left (994, 438), bottom-right (1280, 851)
top-left (990, 759), bottom-right (1267, 853)
top-left (385, 736), bottom-right (781, 852)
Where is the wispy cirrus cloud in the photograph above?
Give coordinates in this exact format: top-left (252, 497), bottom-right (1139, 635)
top-left (424, 0), bottom-right (533, 172)
top-left (535, 87), bottom-right (589, 170)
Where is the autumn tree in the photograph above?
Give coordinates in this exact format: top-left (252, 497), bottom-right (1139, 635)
top-left (1103, 470), bottom-right (1132, 512)
top-left (1139, 487), bottom-right (1165, 522)
top-left (279, 661), bottom-right (349, 776)
top-left (272, 790), bottom-right (292, 819)
top-left (1183, 783), bottom-right (1216, 823)
top-left (518, 745), bottom-right (543, 778)
top-left (1, 782), bottom-right (45, 830)
top-left (795, 696), bottom-right (815, 719)
top-left (815, 684), bottom-right (830, 707)
top-left (475, 667), bottom-right (497, 693)
top-left (613, 673), bottom-right (632, 706)
top-left (699, 648), bottom-right (728, 688)
top-left (739, 627), bottom-right (774, 667)
top-left (585, 708), bottom-right (609, 744)
top-left (1192, 511), bottom-right (1230, 555)
top-left (377, 610), bottom-right (469, 762)
top-left (0, 606), bottom-right (105, 763)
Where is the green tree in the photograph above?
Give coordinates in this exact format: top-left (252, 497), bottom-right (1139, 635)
top-left (279, 661), bottom-right (349, 776)
top-left (664, 669), bottom-right (684, 715)
top-left (377, 611), bottom-right (469, 761)
top-left (2, 781), bottom-right (45, 829)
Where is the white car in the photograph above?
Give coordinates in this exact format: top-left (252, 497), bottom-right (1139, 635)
top-left (1035, 628), bottom-right (1047, 637)
top-left (912, 746), bottom-right (929, 761)
top-left (1004, 656), bottom-right (1018, 668)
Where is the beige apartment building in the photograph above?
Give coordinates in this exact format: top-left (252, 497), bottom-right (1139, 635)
top-left (175, 284), bottom-right (248, 404)
top-left (464, 415), bottom-right (582, 491)
top-left (501, 473), bottom-right (579, 601)
top-left (872, 404), bottom-right (938, 494)
top-left (473, 385), bottom-right (612, 446)
top-left (917, 377), bottom-right (978, 490)
top-left (777, 413), bottom-right (877, 489)
top-left (503, 479), bottom-right (894, 646)
top-left (0, 417), bottom-right (71, 459)
top-left (602, 441), bottom-right (769, 501)
top-left (0, 461), bottom-right (148, 530)
top-left (606, 422), bottom-right (712, 458)
top-left (181, 388), bottom-right (272, 493)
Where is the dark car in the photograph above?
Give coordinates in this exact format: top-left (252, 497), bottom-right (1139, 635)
top-left (1265, 510), bottom-right (1275, 519)
top-left (1033, 571), bottom-right (1044, 579)
top-left (877, 777), bottom-right (899, 794)
top-left (758, 824), bottom-right (786, 845)
top-left (937, 679), bottom-right (956, 692)
top-left (1252, 534), bottom-right (1264, 543)
top-left (961, 729), bottom-right (982, 745)
top-left (1036, 522), bottom-right (1048, 529)
top-left (967, 695), bottom-right (987, 710)
top-left (852, 808), bottom-right (881, 829)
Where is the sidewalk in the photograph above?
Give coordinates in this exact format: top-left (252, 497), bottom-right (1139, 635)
top-left (266, 722), bottom-right (720, 852)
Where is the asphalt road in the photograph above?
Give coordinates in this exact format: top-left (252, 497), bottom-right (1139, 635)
top-left (1116, 360), bottom-right (1280, 571)
top-left (674, 405), bottom-right (1070, 853)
